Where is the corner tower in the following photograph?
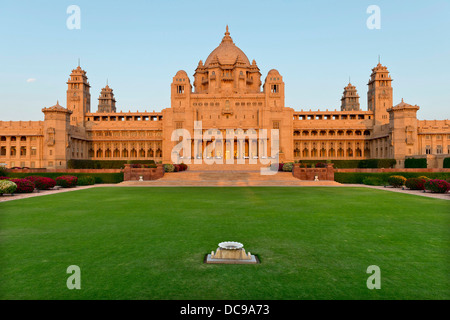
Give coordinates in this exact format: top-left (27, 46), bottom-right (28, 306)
top-left (97, 84), bottom-right (116, 113)
top-left (341, 82), bottom-right (360, 111)
top-left (66, 65), bottom-right (91, 127)
top-left (367, 63), bottom-right (393, 125)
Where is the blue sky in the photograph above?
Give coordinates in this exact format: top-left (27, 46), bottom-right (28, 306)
top-left (0, 0), bottom-right (449, 121)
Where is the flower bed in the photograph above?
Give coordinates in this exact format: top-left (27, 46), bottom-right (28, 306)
top-left (424, 179), bottom-right (450, 193)
top-left (24, 176), bottom-right (56, 190)
top-left (9, 178), bottom-right (35, 193)
top-left (0, 180), bottom-right (17, 195)
top-left (405, 177), bottom-right (427, 190)
top-left (56, 175), bottom-right (78, 188)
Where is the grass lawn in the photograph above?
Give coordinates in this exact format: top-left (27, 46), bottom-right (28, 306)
top-left (0, 187), bottom-right (449, 300)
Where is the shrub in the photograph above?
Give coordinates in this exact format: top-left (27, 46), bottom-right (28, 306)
top-left (278, 163), bottom-right (284, 171)
top-left (164, 164), bottom-right (174, 172)
top-left (405, 178), bottom-right (427, 190)
top-left (444, 157), bottom-right (450, 169)
top-left (9, 178), bottom-right (35, 193)
top-left (24, 176), bottom-right (56, 190)
top-left (282, 162), bottom-right (294, 172)
top-left (0, 180), bottom-right (17, 194)
top-left (315, 162), bottom-right (327, 168)
top-left (179, 163), bottom-right (188, 171)
top-left (77, 176), bottom-right (96, 186)
top-left (388, 175), bottom-right (407, 188)
top-left (424, 179), bottom-right (450, 193)
top-left (362, 177), bottom-right (385, 186)
top-left (56, 175), bottom-right (78, 188)
top-left (0, 166), bottom-right (7, 177)
top-left (405, 158), bottom-right (427, 168)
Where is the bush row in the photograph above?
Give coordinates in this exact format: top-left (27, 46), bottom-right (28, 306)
top-left (0, 174), bottom-right (99, 194)
top-left (294, 159), bottom-right (396, 169)
top-left (67, 159), bottom-right (156, 169)
top-left (6, 172), bottom-right (123, 184)
top-left (335, 172), bottom-right (450, 184)
top-left (387, 175), bottom-right (450, 193)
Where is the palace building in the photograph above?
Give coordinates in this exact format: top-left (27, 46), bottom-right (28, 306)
top-left (1, 27), bottom-right (449, 169)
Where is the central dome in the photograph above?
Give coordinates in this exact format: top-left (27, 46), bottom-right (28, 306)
top-left (204, 26), bottom-right (251, 67)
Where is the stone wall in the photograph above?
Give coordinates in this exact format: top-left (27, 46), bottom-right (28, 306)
top-left (123, 164), bottom-right (164, 181)
top-left (292, 163), bottom-right (335, 181)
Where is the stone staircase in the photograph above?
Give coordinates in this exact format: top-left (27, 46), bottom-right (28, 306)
top-left (120, 165), bottom-right (341, 187)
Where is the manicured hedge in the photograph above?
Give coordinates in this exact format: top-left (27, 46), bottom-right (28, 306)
top-left (282, 162), bottom-right (294, 172)
top-left (8, 172), bottom-right (124, 184)
top-left (424, 179), bottom-right (450, 193)
top-left (9, 178), bottom-right (35, 193)
top-left (405, 158), bottom-right (427, 168)
top-left (444, 157), bottom-right (450, 168)
top-left (77, 176), bottom-right (96, 186)
top-left (405, 178), bottom-right (427, 190)
top-left (296, 159), bottom-right (396, 169)
top-left (388, 175), bottom-right (407, 188)
top-left (67, 159), bottom-right (155, 169)
top-left (335, 172), bottom-right (450, 184)
top-left (24, 176), bottom-right (56, 190)
top-left (56, 175), bottom-right (78, 188)
top-left (0, 180), bottom-right (17, 194)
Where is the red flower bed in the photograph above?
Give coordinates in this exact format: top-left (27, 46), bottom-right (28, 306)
top-left (24, 176), bottom-right (56, 190)
top-left (9, 178), bottom-right (35, 193)
top-left (56, 175), bottom-right (78, 188)
top-left (405, 178), bottom-right (427, 190)
top-left (424, 179), bottom-right (450, 193)
top-left (0, 176), bottom-right (10, 180)
top-left (315, 162), bottom-right (327, 168)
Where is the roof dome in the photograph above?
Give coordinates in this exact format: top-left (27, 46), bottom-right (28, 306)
top-left (204, 26), bottom-right (251, 67)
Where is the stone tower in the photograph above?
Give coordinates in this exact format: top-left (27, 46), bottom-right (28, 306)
top-left (66, 65), bottom-right (91, 127)
top-left (367, 63), bottom-right (393, 126)
top-left (41, 101), bottom-right (72, 169)
top-left (340, 82), bottom-right (360, 111)
top-left (97, 84), bottom-right (116, 113)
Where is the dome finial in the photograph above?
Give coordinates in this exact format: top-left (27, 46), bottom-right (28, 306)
top-left (225, 25), bottom-right (229, 36)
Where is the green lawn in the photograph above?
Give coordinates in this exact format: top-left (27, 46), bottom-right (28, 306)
top-left (0, 187), bottom-right (449, 299)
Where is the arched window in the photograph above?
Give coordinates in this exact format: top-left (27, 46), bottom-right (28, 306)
top-left (96, 149), bottom-right (103, 158)
top-left (302, 148), bottom-right (309, 157)
top-left (122, 148), bottom-right (128, 158)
